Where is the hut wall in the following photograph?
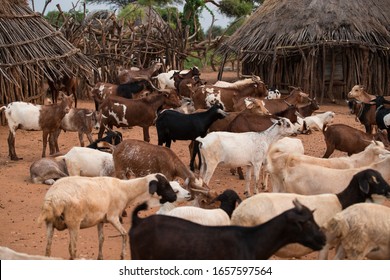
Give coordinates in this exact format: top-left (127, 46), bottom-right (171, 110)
top-left (242, 46), bottom-right (390, 101)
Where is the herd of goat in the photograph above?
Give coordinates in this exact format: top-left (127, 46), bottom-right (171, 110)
top-left (1, 64), bottom-right (390, 260)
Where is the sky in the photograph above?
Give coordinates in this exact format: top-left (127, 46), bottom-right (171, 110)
top-left (27, 0), bottom-right (232, 30)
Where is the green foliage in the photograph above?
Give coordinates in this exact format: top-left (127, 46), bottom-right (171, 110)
top-left (45, 10), bottom-right (86, 27)
top-left (86, 0), bottom-right (136, 8)
top-left (219, 0), bottom-right (254, 18)
top-left (117, 4), bottom-right (144, 24)
top-left (205, 25), bottom-right (225, 38)
top-left (154, 6), bottom-right (180, 28)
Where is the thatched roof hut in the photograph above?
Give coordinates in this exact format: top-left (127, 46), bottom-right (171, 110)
top-left (218, 0), bottom-right (390, 101)
top-left (0, 0), bottom-right (95, 106)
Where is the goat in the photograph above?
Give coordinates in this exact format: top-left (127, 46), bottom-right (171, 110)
top-left (347, 99), bottom-right (377, 134)
top-left (233, 87), bottom-right (308, 113)
top-left (0, 246), bottom-right (62, 260)
top-left (171, 67), bottom-right (201, 90)
top-left (30, 158), bottom-right (68, 185)
top-left (98, 92), bottom-right (181, 142)
top-left (297, 111), bottom-right (335, 132)
top-left (0, 93), bottom-right (74, 160)
top-left (112, 139), bottom-right (207, 192)
top-left (87, 129), bottom-right (123, 150)
top-left (129, 199), bottom-right (326, 260)
top-left (55, 147), bottom-right (114, 177)
top-left (322, 203), bottom-right (390, 259)
top-left (267, 141), bottom-right (389, 193)
top-left (158, 189), bottom-right (242, 226)
top-left (38, 173), bottom-right (177, 260)
top-left (228, 105), bottom-right (299, 134)
top-left (264, 87), bottom-right (281, 99)
top-left (297, 98), bottom-right (319, 117)
top-left (155, 70), bottom-right (177, 89)
top-left (231, 169), bottom-right (390, 259)
top-left (47, 75), bottom-right (78, 107)
top-left (208, 97), bottom-right (271, 132)
top-left (193, 76), bottom-right (267, 111)
top-left (117, 61), bottom-right (162, 84)
top-left (372, 95), bottom-right (390, 141)
top-left (90, 81), bottom-right (155, 111)
top-left (276, 152), bottom-right (390, 195)
top-left (197, 118), bottom-right (295, 197)
top-left (347, 85), bottom-right (376, 103)
top-left (322, 124), bottom-right (389, 158)
top-left (156, 103), bottom-right (227, 171)
top-left (52, 108), bottom-right (100, 150)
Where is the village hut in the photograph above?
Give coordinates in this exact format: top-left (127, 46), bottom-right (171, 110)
top-left (0, 0), bottom-right (96, 112)
top-left (218, 0), bottom-right (390, 102)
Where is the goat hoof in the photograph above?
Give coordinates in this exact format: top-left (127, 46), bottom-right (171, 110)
top-left (10, 156), bottom-right (22, 161)
top-left (121, 209), bottom-right (127, 217)
top-left (243, 191), bottom-right (250, 198)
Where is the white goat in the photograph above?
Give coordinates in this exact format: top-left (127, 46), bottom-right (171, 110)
top-left (264, 137), bottom-right (304, 192)
top-left (197, 118), bottom-right (295, 196)
top-left (231, 169), bottom-right (390, 259)
top-left (267, 141), bottom-right (389, 192)
top-left (279, 154), bottom-right (390, 195)
top-left (38, 173), bottom-right (178, 260)
top-left (55, 147), bottom-right (114, 177)
top-left (297, 111), bottom-right (335, 131)
top-left (0, 246), bottom-right (62, 260)
top-left (158, 189), bottom-right (241, 226)
top-left (0, 93), bottom-right (74, 160)
top-left (264, 88), bottom-right (281, 99)
top-left (322, 203), bottom-right (390, 259)
top-left (156, 70), bottom-right (178, 89)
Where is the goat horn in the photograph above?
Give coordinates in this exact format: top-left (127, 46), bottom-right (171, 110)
top-left (190, 188), bottom-right (209, 194)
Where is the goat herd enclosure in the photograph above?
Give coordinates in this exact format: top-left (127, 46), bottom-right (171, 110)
top-left (0, 71), bottom-right (389, 260)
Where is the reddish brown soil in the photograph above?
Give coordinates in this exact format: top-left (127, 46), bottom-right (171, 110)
top-left (0, 71), bottom-right (388, 260)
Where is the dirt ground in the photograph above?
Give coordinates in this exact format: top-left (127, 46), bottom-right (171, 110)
top-left (0, 71), bottom-right (388, 260)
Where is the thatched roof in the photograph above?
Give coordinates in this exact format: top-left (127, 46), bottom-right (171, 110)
top-left (219, 0), bottom-right (390, 62)
top-left (0, 0), bottom-right (95, 103)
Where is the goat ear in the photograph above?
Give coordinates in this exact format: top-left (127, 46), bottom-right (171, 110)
top-left (149, 180), bottom-right (158, 194)
top-left (359, 180), bottom-right (370, 194)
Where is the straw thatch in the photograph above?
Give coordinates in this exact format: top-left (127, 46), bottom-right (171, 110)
top-left (218, 0), bottom-right (390, 101)
top-left (0, 0), bottom-right (96, 106)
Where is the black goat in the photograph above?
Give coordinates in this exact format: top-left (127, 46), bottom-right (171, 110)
top-left (156, 103), bottom-right (227, 171)
top-left (116, 80), bottom-right (152, 99)
top-left (129, 199), bottom-right (326, 260)
top-left (87, 129), bottom-right (123, 150)
top-left (373, 96), bottom-right (390, 141)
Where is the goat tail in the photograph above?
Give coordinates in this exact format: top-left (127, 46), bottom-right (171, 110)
top-left (131, 202), bottom-right (148, 227)
top-left (322, 123), bottom-right (328, 133)
top-left (323, 216), bottom-right (347, 248)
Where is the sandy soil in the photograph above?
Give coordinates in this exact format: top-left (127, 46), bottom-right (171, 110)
top-left (0, 71), bottom-right (388, 260)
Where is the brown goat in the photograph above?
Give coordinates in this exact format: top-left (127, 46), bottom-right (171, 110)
top-left (193, 76), bottom-right (268, 111)
top-left (98, 92), bottom-right (181, 142)
top-left (322, 123), bottom-right (389, 158)
top-left (117, 61), bottom-right (162, 84)
top-left (91, 81), bottom-right (153, 111)
top-left (259, 87), bottom-right (310, 114)
top-left (48, 75), bottom-right (78, 108)
top-left (112, 139), bottom-right (207, 192)
top-left (0, 93), bottom-right (74, 160)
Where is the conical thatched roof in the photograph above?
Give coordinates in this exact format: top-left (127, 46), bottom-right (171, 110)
top-left (219, 0), bottom-right (390, 62)
top-left (0, 0), bottom-right (96, 104)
